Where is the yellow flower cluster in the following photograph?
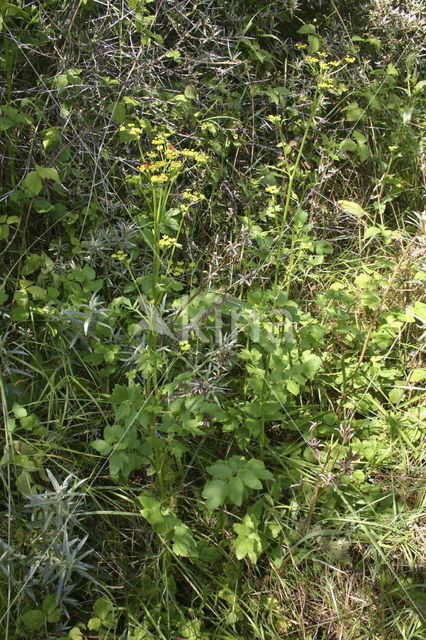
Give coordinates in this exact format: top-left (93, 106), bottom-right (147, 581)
top-left (111, 250), bottom-right (129, 262)
top-left (179, 340), bottom-right (191, 353)
top-left (318, 78), bottom-right (336, 91)
top-left (265, 185), bottom-right (281, 195)
top-left (171, 261), bottom-right (185, 277)
top-left (267, 115), bottom-right (282, 125)
top-left (158, 235), bottom-right (178, 250)
top-left (182, 189), bottom-right (205, 202)
top-left (137, 132), bottom-right (208, 185)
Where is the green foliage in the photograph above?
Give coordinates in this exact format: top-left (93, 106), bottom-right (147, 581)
top-left (202, 457), bottom-right (272, 509)
top-left (0, 1), bottom-right (425, 639)
top-left (138, 494), bottom-right (198, 557)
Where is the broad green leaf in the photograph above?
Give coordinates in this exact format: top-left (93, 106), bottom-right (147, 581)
top-left (108, 101), bottom-right (126, 124)
top-left (202, 478), bottom-right (226, 510)
top-left (301, 351), bottom-right (322, 379)
top-left (88, 617), bottom-right (102, 630)
top-left (357, 143), bottom-right (370, 162)
top-left (12, 403), bottom-right (27, 419)
top-left (0, 116), bottom-right (13, 130)
top-left (181, 417), bottom-right (203, 435)
top-left (172, 523), bottom-right (198, 557)
top-left (91, 439), bottom-right (112, 455)
top-left (227, 476), bottom-right (244, 506)
top-left (35, 165), bottom-right (61, 184)
top-left (207, 460), bottom-right (232, 480)
top-left (297, 24), bottom-right (316, 34)
top-left (23, 170), bottom-right (42, 195)
top-left (337, 200), bottom-right (368, 218)
top-left (286, 378), bottom-right (300, 395)
top-left (233, 514), bottom-right (263, 563)
top-left (27, 285), bottom-right (46, 301)
top-left (42, 128), bottom-right (61, 150)
top-left (21, 609), bottom-right (45, 630)
top-left (308, 34), bottom-right (320, 53)
top-left (33, 199), bottom-right (53, 213)
top-left (16, 470), bottom-right (32, 495)
top-left (405, 302), bottom-right (426, 324)
top-left (184, 85), bottom-right (197, 100)
top-left (42, 594), bottom-right (61, 623)
top-left (234, 534), bottom-right (254, 560)
top-left (109, 451), bottom-right (128, 476)
top-left (239, 468), bottom-right (261, 490)
top-left (94, 597), bottom-right (114, 622)
top-left (360, 290), bottom-right (380, 310)
top-left (104, 424), bottom-right (124, 443)
top-left (409, 368), bottom-right (426, 382)
top-left (246, 458), bottom-right (272, 479)
top-left (364, 226), bottom-right (380, 239)
top-left (339, 139), bottom-right (357, 153)
top-left (343, 102), bottom-right (363, 121)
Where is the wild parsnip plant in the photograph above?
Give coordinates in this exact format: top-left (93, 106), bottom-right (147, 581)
top-left (0, 1), bottom-right (425, 639)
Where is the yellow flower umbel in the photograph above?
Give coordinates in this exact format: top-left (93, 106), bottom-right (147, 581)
top-left (137, 133), bottom-right (208, 187)
top-left (179, 340), bottom-right (191, 353)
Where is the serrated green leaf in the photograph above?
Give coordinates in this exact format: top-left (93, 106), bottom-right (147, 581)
top-left (42, 595), bottom-right (61, 623)
top-left (409, 368), bottom-right (426, 382)
top-left (108, 101), bottom-right (126, 124)
top-left (94, 597), bottom-right (114, 622)
top-left (172, 523), bottom-right (197, 557)
top-left (35, 165), bottom-right (61, 184)
top-left (343, 102), bottom-right (363, 122)
top-left (247, 458), bottom-right (272, 479)
top-left (301, 351), bottom-right (322, 379)
top-left (23, 171), bottom-right (42, 195)
top-left (207, 460), bottom-right (232, 479)
top-left (13, 403), bottom-right (27, 419)
top-left (0, 116), bottom-right (13, 130)
top-left (88, 616), bottom-right (102, 630)
top-left (234, 534), bottom-right (254, 560)
top-left (104, 423), bottom-right (124, 443)
top-left (286, 378), bottom-right (300, 395)
top-left (202, 478), bottom-right (227, 510)
top-left (16, 470), bottom-right (32, 495)
top-left (364, 226), bottom-right (380, 239)
top-left (339, 139), bottom-right (357, 153)
top-left (184, 85), bottom-right (197, 100)
top-left (233, 514), bottom-right (263, 563)
top-left (227, 475), bottom-right (244, 506)
top-left (109, 451), bottom-right (128, 476)
top-left (91, 439), bottom-right (112, 455)
top-left (21, 609), bottom-right (45, 630)
top-left (181, 416), bottom-right (203, 435)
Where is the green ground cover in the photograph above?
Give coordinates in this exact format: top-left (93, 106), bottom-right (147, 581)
top-left (0, 1), bottom-right (425, 638)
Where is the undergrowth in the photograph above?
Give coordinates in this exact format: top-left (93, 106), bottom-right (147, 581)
top-left (0, 1), bottom-right (425, 639)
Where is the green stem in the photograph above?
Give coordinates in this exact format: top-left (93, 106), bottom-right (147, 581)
top-left (2, 18), bottom-right (16, 187)
top-left (259, 352), bottom-right (269, 459)
top-left (274, 85), bottom-right (321, 293)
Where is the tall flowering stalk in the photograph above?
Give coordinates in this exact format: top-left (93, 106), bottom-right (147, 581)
top-left (269, 50), bottom-right (355, 295)
top-left (133, 130), bottom-right (208, 496)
